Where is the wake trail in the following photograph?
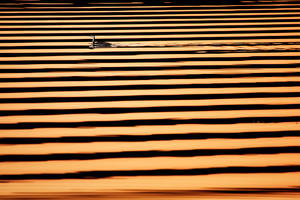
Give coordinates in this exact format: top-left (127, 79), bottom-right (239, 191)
top-left (90, 41), bottom-right (300, 48)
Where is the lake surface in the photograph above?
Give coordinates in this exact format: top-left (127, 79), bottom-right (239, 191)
top-left (0, 0), bottom-right (300, 199)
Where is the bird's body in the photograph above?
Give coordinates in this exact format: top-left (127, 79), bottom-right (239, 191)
top-left (89, 35), bottom-right (112, 49)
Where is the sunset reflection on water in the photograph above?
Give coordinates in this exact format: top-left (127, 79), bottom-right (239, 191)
top-left (0, 0), bottom-right (300, 199)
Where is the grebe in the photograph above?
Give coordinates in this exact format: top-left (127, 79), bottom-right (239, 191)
top-left (89, 35), bottom-right (112, 49)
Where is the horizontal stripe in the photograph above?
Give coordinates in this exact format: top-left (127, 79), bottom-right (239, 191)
top-left (2, 122), bottom-right (290, 138)
top-left (1, 39), bottom-right (299, 49)
top-left (0, 165), bottom-right (299, 180)
top-left (1, 43), bottom-right (300, 54)
top-left (3, 28), bottom-right (300, 37)
top-left (1, 63), bottom-right (299, 72)
top-left (1, 108), bottom-right (299, 123)
top-left (1, 54), bottom-right (299, 65)
top-left (1, 146), bottom-right (299, 162)
top-left (0, 67), bottom-right (299, 79)
top-left (1, 48), bottom-right (300, 58)
top-left (1, 72), bottom-right (299, 82)
top-left (0, 81), bottom-right (299, 93)
top-left (0, 188), bottom-right (299, 200)
top-left (2, 32), bottom-right (300, 41)
top-left (0, 116), bottom-right (300, 129)
top-left (5, 85), bottom-right (299, 96)
top-left (2, 136), bottom-right (299, 155)
top-left (1, 104), bottom-right (299, 117)
top-left (0, 154), bottom-right (299, 175)
top-left (1, 77), bottom-right (299, 89)
top-left (1, 91), bottom-right (299, 103)
top-left (3, 8), bottom-right (300, 15)
top-left (1, 16), bottom-right (300, 25)
top-left (3, 21), bottom-right (300, 29)
top-left (1, 130), bottom-right (299, 145)
top-left (1, 23), bottom-right (300, 33)
top-left (3, 4), bottom-right (300, 10)
top-left (2, 12), bottom-right (300, 20)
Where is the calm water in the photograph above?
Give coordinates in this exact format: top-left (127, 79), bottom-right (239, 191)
top-left (0, 0), bottom-right (300, 199)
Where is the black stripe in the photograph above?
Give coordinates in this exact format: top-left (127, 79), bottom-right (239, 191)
top-left (1, 104), bottom-right (300, 116)
top-left (1, 92), bottom-right (299, 103)
top-left (1, 18), bottom-right (300, 26)
top-left (2, 4), bottom-right (300, 11)
top-left (1, 55), bottom-right (299, 65)
top-left (1, 63), bottom-right (299, 73)
top-left (0, 81), bottom-right (299, 93)
top-left (2, 9), bottom-right (300, 16)
top-left (1, 146), bottom-right (299, 162)
top-left (1, 41), bottom-right (299, 50)
top-left (1, 130), bottom-right (299, 145)
top-left (2, 35), bottom-right (300, 43)
top-left (2, 13), bottom-right (300, 21)
top-left (0, 116), bottom-right (300, 129)
top-left (1, 48), bottom-right (300, 58)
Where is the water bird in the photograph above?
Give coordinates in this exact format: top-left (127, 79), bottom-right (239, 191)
top-left (89, 35), bottom-right (112, 49)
